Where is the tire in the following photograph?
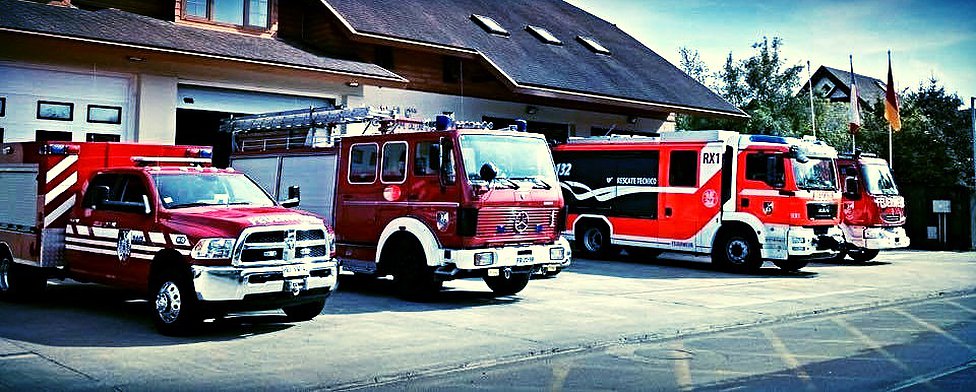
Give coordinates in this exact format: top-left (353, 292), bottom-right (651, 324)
top-left (831, 249), bottom-right (848, 262)
top-left (577, 224), bottom-right (613, 259)
top-left (848, 248), bottom-right (880, 263)
top-left (150, 267), bottom-right (202, 336)
top-left (283, 298), bottom-right (327, 322)
top-left (772, 259), bottom-right (808, 272)
top-left (0, 255), bottom-right (47, 301)
top-left (484, 272), bottom-right (530, 296)
top-left (712, 231), bottom-right (763, 273)
top-left (392, 240), bottom-right (443, 301)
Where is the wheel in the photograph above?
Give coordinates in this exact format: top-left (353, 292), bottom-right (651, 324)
top-left (831, 249), bottom-right (848, 262)
top-left (626, 247), bottom-right (661, 261)
top-left (0, 255), bottom-right (47, 301)
top-left (577, 224), bottom-right (613, 259)
top-left (283, 298), bottom-right (327, 322)
top-left (484, 272), bottom-right (530, 296)
top-left (392, 240), bottom-right (443, 301)
top-left (150, 267), bottom-right (202, 336)
top-left (712, 231), bottom-right (763, 273)
top-left (848, 248), bottom-right (880, 262)
top-left (772, 259), bottom-right (808, 272)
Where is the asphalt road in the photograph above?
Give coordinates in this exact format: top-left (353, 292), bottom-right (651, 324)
top-left (0, 250), bottom-right (974, 391)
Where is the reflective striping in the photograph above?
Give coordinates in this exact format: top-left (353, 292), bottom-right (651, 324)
top-left (148, 232), bottom-right (166, 244)
top-left (65, 244), bottom-right (117, 256)
top-left (65, 225), bottom-right (75, 235)
top-left (91, 227), bottom-right (119, 239)
top-left (66, 236), bottom-right (116, 248)
top-left (132, 244), bottom-right (163, 253)
top-left (177, 249), bottom-right (190, 256)
top-left (739, 189), bottom-right (787, 197)
top-left (130, 253), bottom-right (154, 260)
top-left (45, 172), bottom-right (77, 206)
top-left (46, 154), bottom-right (78, 184)
top-left (43, 195), bottom-right (76, 228)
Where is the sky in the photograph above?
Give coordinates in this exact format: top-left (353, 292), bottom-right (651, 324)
top-left (565, 0), bottom-right (976, 104)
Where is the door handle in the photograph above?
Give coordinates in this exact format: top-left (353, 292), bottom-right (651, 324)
top-left (665, 207), bottom-right (673, 217)
top-left (741, 198), bottom-right (750, 207)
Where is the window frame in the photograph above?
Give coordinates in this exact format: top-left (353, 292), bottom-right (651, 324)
top-left (37, 101), bottom-right (74, 121)
top-left (347, 142), bottom-right (379, 185)
top-left (414, 141), bottom-right (441, 176)
top-left (668, 150), bottom-right (698, 187)
top-left (182, 0), bottom-right (271, 30)
top-left (380, 141), bottom-right (408, 184)
top-left (86, 133), bottom-right (121, 142)
top-left (577, 35), bottom-right (611, 55)
top-left (86, 105), bottom-right (122, 125)
top-left (525, 25), bottom-right (562, 45)
top-left (471, 14), bottom-right (510, 36)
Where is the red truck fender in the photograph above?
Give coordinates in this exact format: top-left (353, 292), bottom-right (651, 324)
top-left (375, 217), bottom-right (442, 268)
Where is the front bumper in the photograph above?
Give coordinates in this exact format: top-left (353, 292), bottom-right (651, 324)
top-left (443, 237), bottom-right (572, 272)
top-left (191, 258), bottom-right (339, 302)
top-left (785, 226), bottom-right (844, 259)
top-left (860, 226), bottom-right (910, 250)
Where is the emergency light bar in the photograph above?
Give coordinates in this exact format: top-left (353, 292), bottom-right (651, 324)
top-left (132, 156), bottom-right (212, 167)
top-left (39, 144), bottom-right (81, 155)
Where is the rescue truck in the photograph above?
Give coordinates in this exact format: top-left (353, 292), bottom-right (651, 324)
top-left (220, 107), bottom-right (571, 299)
top-left (0, 142), bottom-right (338, 335)
top-left (835, 152), bottom-right (909, 262)
top-left (551, 131), bottom-right (845, 272)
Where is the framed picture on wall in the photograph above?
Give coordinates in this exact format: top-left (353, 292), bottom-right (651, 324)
top-left (87, 105), bottom-right (122, 124)
top-left (37, 101), bottom-right (74, 121)
top-left (86, 133), bottom-right (121, 142)
top-left (1, 97), bottom-right (6, 117)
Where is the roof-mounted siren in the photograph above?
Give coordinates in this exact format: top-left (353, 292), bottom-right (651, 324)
top-left (435, 114), bottom-right (455, 131)
top-left (39, 143), bottom-right (81, 155)
top-left (132, 155), bottom-right (212, 167)
top-left (185, 147), bottom-right (213, 159)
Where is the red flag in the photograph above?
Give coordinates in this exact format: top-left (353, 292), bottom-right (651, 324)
top-left (884, 52), bottom-right (901, 131)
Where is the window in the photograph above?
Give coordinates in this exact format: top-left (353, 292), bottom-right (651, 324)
top-left (414, 141), bottom-right (440, 176)
top-left (86, 133), bottom-right (121, 142)
top-left (0, 97), bottom-right (5, 117)
top-left (577, 35), bottom-right (610, 55)
top-left (36, 130), bottom-right (72, 142)
top-left (37, 101), bottom-right (73, 121)
top-left (381, 142), bottom-right (407, 183)
top-left (471, 14), bottom-right (509, 36)
top-left (183, 0), bottom-right (269, 28)
top-left (668, 151), bottom-right (698, 187)
top-left (374, 46), bottom-right (394, 69)
top-left (348, 143), bottom-right (378, 183)
top-left (443, 56), bottom-right (461, 83)
top-left (526, 25), bottom-right (562, 45)
top-left (87, 105), bottom-right (122, 124)
top-left (745, 153), bottom-right (785, 187)
top-left (83, 174), bottom-right (149, 213)
top-left (818, 81), bottom-right (834, 97)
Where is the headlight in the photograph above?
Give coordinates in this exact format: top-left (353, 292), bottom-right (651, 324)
top-left (550, 247), bottom-right (565, 260)
top-left (474, 252), bottom-right (495, 266)
top-left (327, 231), bottom-right (336, 257)
top-left (191, 238), bottom-right (236, 259)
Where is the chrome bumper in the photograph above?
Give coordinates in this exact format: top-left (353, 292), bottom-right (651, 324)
top-left (862, 227), bottom-right (911, 250)
top-left (444, 237), bottom-right (572, 270)
top-left (785, 226), bottom-right (844, 257)
top-left (190, 259), bottom-right (339, 302)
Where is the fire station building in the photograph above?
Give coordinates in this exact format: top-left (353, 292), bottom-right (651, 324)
top-left (0, 0), bottom-right (744, 147)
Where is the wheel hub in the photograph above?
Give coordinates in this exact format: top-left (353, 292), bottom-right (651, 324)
top-left (584, 229), bottom-right (603, 252)
top-left (155, 281), bottom-right (182, 324)
top-left (727, 239), bottom-right (750, 264)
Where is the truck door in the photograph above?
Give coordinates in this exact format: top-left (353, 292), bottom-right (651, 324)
top-left (71, 173), bottom-right (154, 285)
top-left (658, 149), bottom-right (701, 248)
top-left (335, 142), bottom-right (381, 247)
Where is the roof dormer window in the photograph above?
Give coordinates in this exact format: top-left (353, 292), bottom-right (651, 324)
top-left (183, 0), bottom-right (269, 29)
top-left (577, 35), bottom-right (610, 55)
top-left (526, 25), bottom-right (562, 45)
top-left (471, 14), bottom-right (509, 36)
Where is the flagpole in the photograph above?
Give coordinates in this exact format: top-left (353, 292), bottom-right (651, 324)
top-left (888, 124), bottom-right (893, 169)
top-left (850, 55), bottom-right (857, 153)
top-left (807, 60), bottom-right (817, 138)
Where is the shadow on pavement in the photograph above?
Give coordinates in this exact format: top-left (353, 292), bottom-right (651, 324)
top-left (325, 275), bottom-right (521, 315)
top-left (564, 254), bottom-right (818, 280)
top-left (811, 259), bottom-right (892, 267)
top-left (0, 281), bottom-right (295, 347)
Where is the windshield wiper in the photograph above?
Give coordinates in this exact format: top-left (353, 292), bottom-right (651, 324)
top-left (512, 176), bottom-right (551, 189)
top-left (165, 202), bottom-right (215, 209)
top-left (492, 178), bottom-right (519, 189)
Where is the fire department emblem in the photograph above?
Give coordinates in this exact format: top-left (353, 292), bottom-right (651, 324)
top-left (762, 201), bottom-right (774, 216)
top-left (512, 211), bottom-right (530, 234)
top-left (283, 230), bottom-right (297, 261)
top-left (117, 229), bottom-right (132, 262)
top-left (702, 189), bottom-right (718, 208)
top-left (843, 201), bottom-right (856, 220)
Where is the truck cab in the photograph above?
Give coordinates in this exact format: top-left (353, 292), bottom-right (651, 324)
top-left (0, 142), bottom-right (338, 335)
top-left (835, 153), bottom-right (909, 261)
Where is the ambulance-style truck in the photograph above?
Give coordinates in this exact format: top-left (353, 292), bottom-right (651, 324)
top-left (835, 152), bottom-right (909, 262)
top-left (552, 131), bottom-right (845, 272)
top-left (0, 142), bottom-right (338, 335)
top-left (221, 107), bottom-right (571, 299)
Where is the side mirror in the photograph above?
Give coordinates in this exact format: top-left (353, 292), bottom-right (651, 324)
top-left (788, 145), bottom-right (809, 163)
top-left (281, 185), bottom-right (300, 208)
top-left (439, 137), bottom-right (456, 187)
top-left (844, 177), bottom-right (860, 200)
top-left (91, 185), bottom-right (110, 209)
top-left (479, 162), bottom-right (498, 183)
top-left (765, 156), bottom-right (784, 188)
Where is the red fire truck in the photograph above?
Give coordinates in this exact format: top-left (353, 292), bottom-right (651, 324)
top-left (0, 142), bottom-right (338, 335)
top-left (221, 107), bottom-right (571, 299)
top-left (835, 152), bottom-right (909, 262)
top-left (551, 132), bottom-right (845, 272)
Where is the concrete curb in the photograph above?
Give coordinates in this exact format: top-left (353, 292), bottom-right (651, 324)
top-left (321, 286), bottom-right (976, 391)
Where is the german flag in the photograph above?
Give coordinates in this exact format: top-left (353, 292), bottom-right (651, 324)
top-left (885, 51), bottom-right (901, 131)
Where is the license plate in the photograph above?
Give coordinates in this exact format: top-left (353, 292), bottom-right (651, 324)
top-left (285, 279), bottom-right (307, 293)
top-left (516, 256), bottom-right (535, 264)
top-left (282, 264), bottom-right (310, 278)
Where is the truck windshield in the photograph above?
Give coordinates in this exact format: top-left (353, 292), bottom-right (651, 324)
top-left (861, 163), bottom-right (899, 195)
top-left (153, 173), bottom-right (275, 209)
top-left (458, 134), bottom-right (558, 188)
top-left (792, 158), bottom-right (837, 190)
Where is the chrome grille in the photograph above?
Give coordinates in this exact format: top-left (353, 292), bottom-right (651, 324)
top-left (476, 207), bottom-right (558, 240)
top-left (236, 225), bottom-right (329, 264)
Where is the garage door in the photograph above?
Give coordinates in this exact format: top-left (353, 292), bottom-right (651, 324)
top-left (0, 63), bottom-right (134, 143)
